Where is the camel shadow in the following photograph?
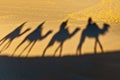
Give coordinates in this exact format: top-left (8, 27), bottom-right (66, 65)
top-left (42, 20), bottom-right (80, 57)
top-left (12, 21), bottom-right (52, 57)
top-left (76, 17), bottom-right (110, 55)
top-left (0, 22), bottom-right (30, 53)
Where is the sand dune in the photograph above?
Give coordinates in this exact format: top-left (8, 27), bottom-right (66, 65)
top-left (0, 0), bottom-right (119, 57)
top-left (68, 0), bottom-right (120, 23)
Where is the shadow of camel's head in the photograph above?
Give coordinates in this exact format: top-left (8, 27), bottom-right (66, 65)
top-left (103, 23), bottom-right (110, 32)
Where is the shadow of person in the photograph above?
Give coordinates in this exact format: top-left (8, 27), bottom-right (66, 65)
top-left (42, 20), bottom-right (80, 57)
top-left (0, 22), bottom-right (30, 53)
top-left (76, 17), bottom-right (110, 55)
top-left (12, 21), bottom-right (52, 57)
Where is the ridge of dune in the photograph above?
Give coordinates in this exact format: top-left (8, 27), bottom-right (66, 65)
top-left (68, 0), bottom-right (120, 23)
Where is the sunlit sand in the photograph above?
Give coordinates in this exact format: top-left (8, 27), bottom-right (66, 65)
top-left (0, 0), bottom-right (120, 57)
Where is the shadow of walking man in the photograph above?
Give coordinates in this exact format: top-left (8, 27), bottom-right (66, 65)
top-left (0, 22), bottom-right (30, 53)
top-left (42, 20), bottom-right (80, 57)
top-left (76, 17), bottom-right (110, 55)
top-left (12, 21), bottom-right (52, 57)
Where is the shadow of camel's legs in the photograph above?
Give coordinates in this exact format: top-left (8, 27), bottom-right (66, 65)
top-left (94, 40), bottom-right (97, 54)
top-left (42, 39), bottom-right (55, 57)
top-left (0, 40), bottom-right (12, 53)
top-left (76, 34), bottom-right (86, 56)
top-left (42, 47), bottom-right (48, 57)
top-left (26, 41), bottom-right (36, 57)
top-left (59, 43), bottom-right (63, 57)
top-left (18, 42), bottom-right (32, 57)
top-left (97, 39), bottom-right (104, 53)
top-left (53, 43), bottom-right (63, 57)
top-left (3, 40), bottom-right (12, 49)
top-left (76, 48), bottom-right (81, 56)
top-left (76, 49), bottom-right (79, 56)
top-left (0, 37), bottom-right (6, 42)
top-left (12, 39), bottom-right (26, 56)
top-left (0, 38), bottom-right (7, 46)
top-left (53, 44), bottom-right (61, 56)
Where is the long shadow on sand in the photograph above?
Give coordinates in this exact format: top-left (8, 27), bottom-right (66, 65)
top-left (12, 21), bottom-right (52, 57)
top-left (0, 22), bottom-right (30, 53)
top-left (42, 20), bottom-right (80, 57)
top-left (0, 51), bottom-right (120, 80)
top-left (76, 18), bottom-right (110, 55)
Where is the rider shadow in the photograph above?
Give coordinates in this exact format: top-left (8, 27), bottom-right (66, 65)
top-left (12, 21), bottom-right (52, 57)
top-left (42, 20), bottom-right (80, 57)
top-left (76, 17), bottom-right (110, 55)
top-left (0, 22), bottom-right (30, 53)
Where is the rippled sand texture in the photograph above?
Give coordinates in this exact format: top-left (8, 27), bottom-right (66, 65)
top-left (68, 0), bottom-right (120, 23)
